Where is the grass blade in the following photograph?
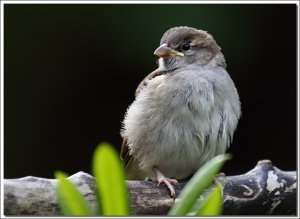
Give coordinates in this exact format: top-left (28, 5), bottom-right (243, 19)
top-left (93, 142), bottom-right (130, 215)
top-left (195, 184), bottom-right (223, 215)
top-left (54, 171), bottom-right (94, 216)
top-left (168, 154), bottom-right (231, 216)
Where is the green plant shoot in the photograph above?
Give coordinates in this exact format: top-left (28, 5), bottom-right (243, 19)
top-left (93, 142), bottom-right (130, 215)
top-left (168, 153), bottom-right (231, 216)
top-left (54, 171), bottom-right (94, 216)
top-left (195, 184), bottom-right (223, 216)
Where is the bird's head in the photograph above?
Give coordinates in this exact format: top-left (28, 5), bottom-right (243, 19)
top-left (154, 26), bottom-right (224, 70)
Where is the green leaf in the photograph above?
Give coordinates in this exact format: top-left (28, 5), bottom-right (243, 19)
top-left (195, 184), bottom-right (223, 216)
top-left (54, 171), bottom-right (94, 216)
top-left (93, 142), bottom-right (130, 215)
top-left (168, 154), bottom-right (231, 216)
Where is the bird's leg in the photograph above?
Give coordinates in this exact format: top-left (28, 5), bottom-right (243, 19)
top-left (152, 167), bottom-right (179, 197)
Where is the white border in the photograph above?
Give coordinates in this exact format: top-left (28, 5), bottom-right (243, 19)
top-left (0, 1), bottom-right (299, 219)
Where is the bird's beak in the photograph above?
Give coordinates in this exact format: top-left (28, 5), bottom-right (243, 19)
top-left (154, 43), bottom-right (184, 58)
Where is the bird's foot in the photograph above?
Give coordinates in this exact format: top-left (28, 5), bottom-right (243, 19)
top-left (153, 167), bottom-right (179, 198)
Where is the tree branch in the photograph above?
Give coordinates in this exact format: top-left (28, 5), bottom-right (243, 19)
top-left (4, 160), bottom-right (296, 215)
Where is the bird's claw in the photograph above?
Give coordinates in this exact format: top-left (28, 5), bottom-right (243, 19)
top-left (153, 167), bottom-right (179, 198)
top-left (156, 176), bottom-right (179, 197)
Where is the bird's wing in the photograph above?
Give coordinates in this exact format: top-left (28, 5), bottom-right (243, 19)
top-left (120, 68), bottom-right (167, 177)
top-left (121, 68), bottom-right (166, 166)
top-left (120, 137), bottom-right (147, 179)
top-left (120, 137), bottom-right (131, 168)
top-left (135, 68), bottom-right (166, 96)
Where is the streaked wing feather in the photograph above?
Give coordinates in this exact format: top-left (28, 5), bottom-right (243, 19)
top-left (120, 137), bottom-right (132, 168)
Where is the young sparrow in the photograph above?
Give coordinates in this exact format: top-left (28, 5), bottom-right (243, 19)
top-left (120, 26), bottom-right (241, 197)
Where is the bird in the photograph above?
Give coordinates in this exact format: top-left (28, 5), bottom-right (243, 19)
top-left (120, 26), bottom-right (241, 197)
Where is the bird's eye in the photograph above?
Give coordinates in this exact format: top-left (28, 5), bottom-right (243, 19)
top-left (181, 43), bottom-right (191, 51)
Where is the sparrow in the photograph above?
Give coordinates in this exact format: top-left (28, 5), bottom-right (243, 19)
top-left (120, 26), bottom-right (241, 197)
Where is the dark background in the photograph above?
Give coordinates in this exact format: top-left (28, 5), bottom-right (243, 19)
top-left (4, 4), bottom-right (297, 178)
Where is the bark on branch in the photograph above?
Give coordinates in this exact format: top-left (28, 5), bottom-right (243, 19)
top-left (3, 160), bottom-right (296, 216)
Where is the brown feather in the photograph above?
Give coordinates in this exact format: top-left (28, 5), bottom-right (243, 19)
top-left (120, 137), bottom-right (132, 168)
top-left (120, 137), bottom-right (147, 179)
top-left (135, 68), bottom-right (167, 96)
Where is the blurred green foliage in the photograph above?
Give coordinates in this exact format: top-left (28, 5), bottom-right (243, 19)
top-left (168, 154), bottom-right (230, 216)
top-left (55, 171), bottom-right (94, 215)
top-left (195, 184), bottom-right (223, 216)
top-left (55, 142), bottom-right (130, 216)
top-left (92, 142), bottom-right (130, 215)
